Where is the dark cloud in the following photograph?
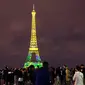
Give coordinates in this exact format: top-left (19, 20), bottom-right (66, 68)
top-left (0, 0), bottom-right (85, 68)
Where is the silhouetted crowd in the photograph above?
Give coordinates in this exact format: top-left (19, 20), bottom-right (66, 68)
top-left (0, 62), bottom-right (85, 85)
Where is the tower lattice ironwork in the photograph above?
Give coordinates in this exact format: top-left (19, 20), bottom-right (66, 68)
top-left (24, 4), bottom-right (42, 68)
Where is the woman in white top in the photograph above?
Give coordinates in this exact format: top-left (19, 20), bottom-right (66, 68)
top-left (73, 65), bottom-right (84, 85)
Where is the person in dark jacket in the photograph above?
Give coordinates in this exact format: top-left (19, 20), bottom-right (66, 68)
top-left (7, 68), bottom-right (14, 85)
top-left (28, 65), bottom-right (36, 85)
top-left (3, 66), bottom-right (9, 85)
top-left (17, 69), bottom-right (24, 85)
top-left (35, 61), bottom-right (50, 85)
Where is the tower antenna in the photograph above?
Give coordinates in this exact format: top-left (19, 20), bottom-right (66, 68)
top-left (33, 4), bottom-right (35, 10)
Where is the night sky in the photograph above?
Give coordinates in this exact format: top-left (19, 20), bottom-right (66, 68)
top-left (0, 0), bottom-right (85, 68)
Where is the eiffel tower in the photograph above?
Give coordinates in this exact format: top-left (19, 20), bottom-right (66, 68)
top-left (24, 4), bottom-right (42, 68)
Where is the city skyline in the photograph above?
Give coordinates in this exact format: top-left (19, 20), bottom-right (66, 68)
top-left (0, 0), bottom-right (85, 68)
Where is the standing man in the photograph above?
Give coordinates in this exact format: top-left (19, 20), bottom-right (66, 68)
top-left (73, 65), bottom-right (84, 85)
top-left (35, 61), bottom-right (50, 85)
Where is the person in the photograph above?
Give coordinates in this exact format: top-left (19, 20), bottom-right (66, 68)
top-left (28, 65), bottom-right (36, 85)
top-left (62, 65), bottom-right (66, 85)
top-left (66, 67), bottom-right (71, 85)
top-left (49, 67), bottom-right (56, 85)
top-left (73, 65), bottom-right (84, 85)
top-left (3, 66), bottom-right (9, 85)
top-left (80, 64), bottom-right (85, 84)
top-left (35, 61), bottom-right (50, 85)
top-left (17, 68), bottom-right (24, 85)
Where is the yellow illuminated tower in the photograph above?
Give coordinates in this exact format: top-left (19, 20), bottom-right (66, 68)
top-left (24, 4), bottom-right (42, 68)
